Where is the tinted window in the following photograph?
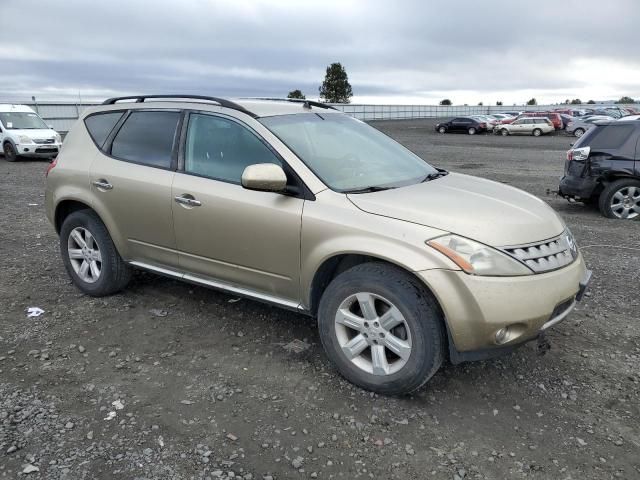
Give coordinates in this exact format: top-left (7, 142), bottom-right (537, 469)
top-left (85, 112), bottom-right (124, 149)
top-left (575, 124), bottom-right (635, 149)
top-left (111, 111), bottom-right (180, 168)
top-left (185, 114), bottom-right (281, 183)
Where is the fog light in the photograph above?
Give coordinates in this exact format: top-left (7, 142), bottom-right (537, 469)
top-left (495, 327), bottom-right (508, 344)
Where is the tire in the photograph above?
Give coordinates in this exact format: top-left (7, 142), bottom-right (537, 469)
top-left (438, 126), bottom-right (446, 134)
top-left (3, 142), bottom-right (18, 162)
top-left (467, 127), bottom-right (476, 135)
top-left (574, 128), bottom-right (585, 138)
top-left (317, 263), bottom-right (445, 395)
top-left (60, 209), bottom-right (132, 296)
top-left (532, 128), bottom-right (542, 137)
top-left (500, 128), bottom-right (509, 136)
top-left (598, 179), bottom-right (640, 220)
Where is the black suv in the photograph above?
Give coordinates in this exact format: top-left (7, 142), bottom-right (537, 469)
top-left (559, 119), bottom-right (640, 219)
top-left (435, 117), bottom-right (486, 135)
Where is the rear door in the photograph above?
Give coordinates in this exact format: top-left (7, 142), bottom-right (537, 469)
top-left (171, 112), bottom-right (304, 303)
top-left (89, 109), bottom-right (181, 268)
top-left (450, 118), bottom-right (467, 132)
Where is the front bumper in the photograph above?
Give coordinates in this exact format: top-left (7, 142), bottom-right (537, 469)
top-left (15, 142), bottom-right (61, 158)
top-left (417, 253), bottom-right (590, 357)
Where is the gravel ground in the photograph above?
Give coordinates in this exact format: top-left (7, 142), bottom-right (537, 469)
top-left (0, 119), bottom-right (638, 479)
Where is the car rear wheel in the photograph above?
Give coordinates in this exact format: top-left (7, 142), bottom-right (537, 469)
top-left (317, 263), bottom-right (445, 395)
top-left (532, 128), bottom-right (542, 137)
top-left (598, 179), bottom-right (640, 220)
top-left (3, 142), bottom-right (18, 162)
top-left (574, 128), bottom-right (585, 138)
top-left (438, 126), bottom-right (446, 134)
top-left (467, 127), bottom-right (476, 135)
top-left (60, 209), bottom-right (132, 296)
top-left (500, 129), bottom-right (509, 136)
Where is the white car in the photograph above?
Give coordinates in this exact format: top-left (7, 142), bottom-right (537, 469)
top-left (495, 117), bottom-right (554, 136)
top-left (0, 104), bottom-right (62, 161)
top-left (618, 115), bottom-right (640, 122)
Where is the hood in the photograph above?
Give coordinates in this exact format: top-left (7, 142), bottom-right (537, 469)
top-left (347, 173), bottom-right (565, 246)
top-left (10, 128), bottom-right (57, 139)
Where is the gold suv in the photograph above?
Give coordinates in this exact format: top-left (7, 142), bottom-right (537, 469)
top-left (45, 95), bottom-right (591, 395)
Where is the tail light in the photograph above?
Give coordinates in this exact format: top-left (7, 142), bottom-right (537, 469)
top-left (480, 122), bottom-right (486, 128)
top-left (45, 157), bottom-right (57, 177)
top-left (567, 146), bottom-right (590, 162)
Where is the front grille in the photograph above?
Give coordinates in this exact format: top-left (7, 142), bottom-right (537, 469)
top-left (35, 147), bottom-right (58, 153)
top-left (33, 138), bottom-right (54, 144)
top-left (502, 232), bottom-right (577, 273)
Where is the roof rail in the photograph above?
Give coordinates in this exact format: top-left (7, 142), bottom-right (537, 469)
top-left (247, 97), bottom-right (338, 111)
top-left (101, 95), bottom-right (258, 118)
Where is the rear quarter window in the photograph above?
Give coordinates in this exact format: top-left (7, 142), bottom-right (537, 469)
top-left (84, 112), bottom-right (124, 149)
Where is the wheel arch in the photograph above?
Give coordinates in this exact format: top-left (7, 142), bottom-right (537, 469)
top-left (54, 199), bottom-right (93, 233)
top-left (308, 253), bottom-right (445, 320)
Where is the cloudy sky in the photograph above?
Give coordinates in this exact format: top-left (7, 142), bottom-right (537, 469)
top-left (1, 0), bottom-right (639, 105)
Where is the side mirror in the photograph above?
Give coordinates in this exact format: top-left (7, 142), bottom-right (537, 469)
top-left (241, 163), bottom-right (287, 193)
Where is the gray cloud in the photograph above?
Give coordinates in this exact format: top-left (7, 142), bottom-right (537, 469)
top-left (1, 0), bottom-right (639, 103)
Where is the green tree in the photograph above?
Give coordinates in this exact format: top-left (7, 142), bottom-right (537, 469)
top-left (287, 89), bottom-right (306, 100)
top-left (526, 98), bottom-right (537, 106)
top-left (319, 63), bottom-right (353, 103)
top-left (570, 98), bottom-right (582, 104)
top-left (587, 99), bottom-right (596, 104)
top-left (477, 102), bottom-right (483, 106)
top-left (615, 96), bottom-right (635, 104)
top-left (496, 101), bottom-right (503, 106)
top-left (439, 98), bottom-right (452, 106)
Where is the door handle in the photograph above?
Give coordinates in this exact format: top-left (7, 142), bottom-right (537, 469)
top-left (92, 179), bottom-right (113, 190)
top-left (174, 195), bottom-right (201, 207)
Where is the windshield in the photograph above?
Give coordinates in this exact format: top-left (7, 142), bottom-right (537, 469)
top-left (0, 112), bottom-right (49, 130)
top-left (260, 113), bottom-right (438, 191)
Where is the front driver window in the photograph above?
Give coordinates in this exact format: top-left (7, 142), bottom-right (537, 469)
top-left (185, 114), bottom-right (281, 183)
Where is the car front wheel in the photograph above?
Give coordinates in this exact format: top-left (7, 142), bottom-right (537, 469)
top-left (3, 142), bottom-right (18, 162)
top-left (532, 128), bottom-right (542, 137)
top-left (468, 127), bottom-right (476, 135)
top-left (574, 128), bottom-right (585, 138)
top-left (438, 126), bottom-right (446, 134)
top-left (318, 263), bottom-right (445, 395)
top-left (598, 179), bottom-right (640, 220)
top-left (500, 128), bottom-right (509, 136)
top-left (60, 209), bottom-right (132, 296)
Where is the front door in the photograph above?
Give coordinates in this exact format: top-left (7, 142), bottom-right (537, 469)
top-left (171, 112), bottom-right (304, 303)
top-left (89, 109), bottom-right (181, 268)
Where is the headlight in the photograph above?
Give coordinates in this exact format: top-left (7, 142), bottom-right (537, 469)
top-left (427, 234), bottom-right (533, 276)
top-left (55, 133), bottom-right (62, 143)
top-left (18, 135), bottom-right (33, 144)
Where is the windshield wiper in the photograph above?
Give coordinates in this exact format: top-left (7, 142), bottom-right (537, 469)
top-left (421, 170), bottom-right (449, 182)
top-left (343, 185), bottom-right (395, 194)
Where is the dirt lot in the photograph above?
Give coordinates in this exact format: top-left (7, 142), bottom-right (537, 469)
top-left (1, 120), bottom-right (638, 480)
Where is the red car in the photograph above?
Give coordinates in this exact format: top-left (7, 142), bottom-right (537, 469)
top-left (500, 112), bottom-right (563, 130)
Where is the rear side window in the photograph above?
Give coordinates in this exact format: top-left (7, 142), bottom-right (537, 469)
top-left (110, 111), bottom-right (180, 168)
top-left (575, 124), bottom-right (635, 149)
top-left (85, 112), bottom-right (124, 149)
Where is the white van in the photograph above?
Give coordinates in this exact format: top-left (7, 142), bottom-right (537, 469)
top-left (0, 104), bottom-right (62, 161)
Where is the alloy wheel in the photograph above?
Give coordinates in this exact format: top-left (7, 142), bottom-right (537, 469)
top-left (67, 227), bottom-right (102, 283)
top-left (334, 292), bottom-right (412, 376)
top-left (610, 186), bottom-right (640, 219)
